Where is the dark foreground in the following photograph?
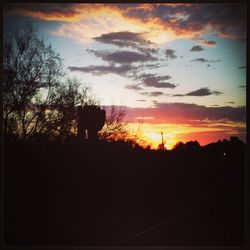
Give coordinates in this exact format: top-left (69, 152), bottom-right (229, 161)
top-left (4, 137), bottom-right (245, 246)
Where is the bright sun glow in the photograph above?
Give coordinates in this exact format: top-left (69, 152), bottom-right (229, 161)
top-left (126, 122), bottom-right (241, 150)
top-left (127, 123), bottom-right (182, 149)
top-left (142, 132), bottom-right (177, 150)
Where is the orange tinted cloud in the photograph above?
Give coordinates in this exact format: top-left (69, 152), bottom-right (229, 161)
top-left (123, 103), bottom-right (246, 124)
top-left (9, 3), bottom-right (245, 44)
top-left (4, 5), bottom-right (209, 44)
top-left (14, 8), bottom-right (82, 22)
top-left (46, 5), bottom-right (178, 45)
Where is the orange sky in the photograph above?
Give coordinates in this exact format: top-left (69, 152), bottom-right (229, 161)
top-left (125, 121), bottom-right (245, 150)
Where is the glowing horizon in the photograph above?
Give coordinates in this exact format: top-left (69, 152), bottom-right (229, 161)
top-left (124, 121), bottom-right (245, 150)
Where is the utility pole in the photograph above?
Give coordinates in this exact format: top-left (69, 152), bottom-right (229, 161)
top-left (161, 131), bottom-right (164, 146)
top-left (158, 131), bottom-right (166, 150)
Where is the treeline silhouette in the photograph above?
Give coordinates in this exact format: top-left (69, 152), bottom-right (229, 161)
top-left (4, 134), bottom-right (245, 246)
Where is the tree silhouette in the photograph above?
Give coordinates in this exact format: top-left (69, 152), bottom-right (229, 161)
top-left (3, 25), bottom-right (95, 141)
top-left (99, 105), bottom-right (129, 141)
top-left (173, 140), bottom-right (200, 152)
top-left (173, 141), bottom-right (185, 151)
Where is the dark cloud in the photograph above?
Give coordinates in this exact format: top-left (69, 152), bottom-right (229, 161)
top-left (191, 58), bottom-right (206, 63)
top-left (173, 87), bottom-right (223, 97)
top-left (165, 49), bottom-right (177, 59)
top-left (193, 37), bottom-right (217, 47)
top-left (68, 64), bottom-right (138, 77)
top-left (121, 102), bottom-right (246, 124)
top-left (190, 45), bottom-right (204, 52)
top-left (136, 99), bottom-right (146, 102)
top-left (94, 31), bottom-right (148, 46)
top-left (180, 4), bottom-right (246, 41)
top-left (191, 58), bottom-right (220, 63)
top-left (155, 102), bottom-right (246, 122)
top-left (140, 91), bottom-right (164, 97)
top-left (202, 40), bottom-right (216, 46)
top-left (87, 49), bottom-right (157, 64)
top-left (238, 85), bottom-right (246, 89)
top-left (211, 90), bottom-right (223, 95)
top-left (142, 63), bottom-right (162, 70)
top-left (238, 66), bottom-right (246, 69)
top-left (125, 84), bottom-right (143, 91)
top-left (136, 73), bottom-right (177, 89)
top-left (4, 3), bottom-right (77, 15)
top-left (7, 3), bottom-right (246, 42)
top-left (121, 4), bottom-right (246, 41)
top-left (150, 91), bottom-right (164, 96)
top-left (94, 31), bottom-right (158, 54)
top-left (226, 101), bottom-right (235, 104)
top-left (68, 62), bottom-right (162, 77)
top-left (173, 94), bottom-right (185, 97)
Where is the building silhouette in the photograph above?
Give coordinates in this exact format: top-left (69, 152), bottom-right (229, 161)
top-left (77, 105), bottom-right (106, 141)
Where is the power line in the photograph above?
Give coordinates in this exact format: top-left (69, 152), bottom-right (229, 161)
top-left (114, 194), bottom-right (209, 246)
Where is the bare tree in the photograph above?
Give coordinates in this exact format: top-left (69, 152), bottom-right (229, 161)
top-left (98, 106), bottom-right (127, 141)
top-left (3, 25), bottom-right (95, 141)
top-left (99, 105), bottom-right (139, 145)
top-left (47, 78), bottom-right (97, 139)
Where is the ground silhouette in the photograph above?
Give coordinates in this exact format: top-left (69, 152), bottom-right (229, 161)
top-left (4, 135), bottom-right (245, 246)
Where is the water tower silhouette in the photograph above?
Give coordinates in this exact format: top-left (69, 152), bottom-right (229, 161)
top-left (77, 105), bottom-right (106, 141)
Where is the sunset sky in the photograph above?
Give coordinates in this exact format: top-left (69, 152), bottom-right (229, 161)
top-left (4, 3), bottom-right (246, 149)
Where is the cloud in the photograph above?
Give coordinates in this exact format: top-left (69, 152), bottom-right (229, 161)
top-left (136, 99), bottom-right (146, 102)
top-left (122, 102), bottom-right (245, 124)
top-left (238, 66), bottom-right (246, 69)
top-left (173, 94), bottom-right (184, 97)
top-left (190, 45), bottom-right (204, 51)
top-left (125, 84), bottom-right (143, 91)
top-left (7, 3), bottom-right (246, 44)
top-left (173, 87), bottom-right (223, 97)
top-left (191, 58), bottom-right (220, 63)
top-left (6, 3), bottom-right (82, 22)
top-left (121, 3), bottom-right (246, 41)
top-left (142, 63), bottom-right (162, 70)
top-left (201, 39), bottom-right (216, 47)
top-left (185, 88), bottom-right (222, 96)
top-left (87, 49), bottom-right (157, 64)
top-left (238, 85), bottom-right (246, 89)
top-left (93, 31), bottom-right (158, 54)
top-left (94, 31), bottom-right (149, 46)
top-left (134, 116), bottom-right (155, 121)
top-left (68, 64), bottom-right (138, 77)
top-left (68, 62), bottom-right (162, 77)
top-left (136, 73), bottom-right (177, 88)
top-left (211, 90), bottom-right (223, 95)
top-left (154, 102), bottom-right (246, 122)
top-left (165, 49), bottom-right (177, 59)
top-left (193, 37), bottom-right (217, 47)
top-left (140, 91), bottom-right (164, 97)
top-left (103, 103), bottom-right (246, 145)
